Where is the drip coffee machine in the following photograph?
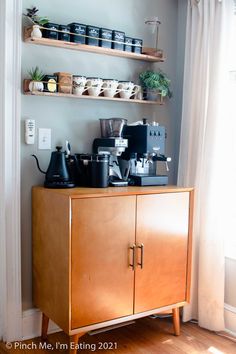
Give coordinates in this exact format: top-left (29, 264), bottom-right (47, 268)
top-left (93, 118), bottom-right (129, 186)
top-left (121, 119), bottom-right (171, 186)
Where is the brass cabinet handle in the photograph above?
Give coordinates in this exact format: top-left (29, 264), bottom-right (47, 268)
top-left (137, 243), bottom-right (144, 269)
top-left (129, 244), bottom-right (136, 271)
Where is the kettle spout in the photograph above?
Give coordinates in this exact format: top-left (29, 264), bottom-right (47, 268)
top-left (31, 154), bottom-right (46, 174)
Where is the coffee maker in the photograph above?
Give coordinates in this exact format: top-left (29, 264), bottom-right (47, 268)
top-left (121, 119), bottom-right (171, 186)
top-left (93, 118), bottom-right (129, 186)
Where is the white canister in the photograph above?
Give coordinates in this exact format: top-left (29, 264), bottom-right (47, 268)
top-left (86, 77), bottom-right (103, 97)
top-left (31, 25), bottom-right (42, 39)
top-left (73, 75), bottom-right (87, 96)
top-left (102, 79), bottom-right (119, 98)
top-left (118, 81), bottom-right (139, 99)
top-left (29, 80), bottom-right (44, 92)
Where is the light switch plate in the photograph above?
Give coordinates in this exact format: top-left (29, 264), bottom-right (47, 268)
top-left (38, 128), bottom-right (51, 150)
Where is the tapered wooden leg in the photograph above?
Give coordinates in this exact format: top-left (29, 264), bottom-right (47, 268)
top-left (69, 333), bottom-right (85, 354)
top-left (172, 307), bottom-right (180, 336)
top-left (41, 313), bottom-right (49, 341)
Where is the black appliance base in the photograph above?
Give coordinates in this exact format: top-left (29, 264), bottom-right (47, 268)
top-left (44, 181), bottom-right (76, 188)
top-left (129, 175), bottom-right (168, 186)
top-left (109, 176), bottom-right (128, 187)
top-left (110, 180), bottom-right (129, 187)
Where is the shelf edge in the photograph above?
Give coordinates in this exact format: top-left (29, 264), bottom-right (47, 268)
top-left (23, 90), bottom-right (164, 105)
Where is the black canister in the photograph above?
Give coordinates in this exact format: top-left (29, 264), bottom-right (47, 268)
top-left (91, 154), bottom-right (109, 188)
top-left (66, 155), bottom-right (77, 185)
top-left (59, 25), bottom-right (70, 42)
top-left (112, 30), bottom-right (125, 51)
top-left (69, 23), bottom-right (86, 44)
top-left (86, 25), bottom-right (100, 46)
top-left (124, 37), bottom-right (133, 52)
top-left (43, 75), bottom-right (57, 93)
top-left (132, 38), bottom-right (143, 54)
top-left (100, 28), bottom-right (112, 48)
top-left (43, 23), bottom-right (59, 40)
top-left (75, 154), bottom-right (92, 186)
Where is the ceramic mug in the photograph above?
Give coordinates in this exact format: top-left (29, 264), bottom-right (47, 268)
top-left (72, 75), bottom-right (87, 96)
top-left (118, 81), bottom-right (139, 99)
top-left (86, 77), bottom-right (104, 97)
top-left (102, 79), bottom-right (119, 98)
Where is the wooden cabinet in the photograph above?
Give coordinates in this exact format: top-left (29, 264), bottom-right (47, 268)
top-left (71, 196), bottom-right (135, 328)
top-left (135, 193), bottom-right (189, 313)
top-left (32, 186), bottom-right (193, 353)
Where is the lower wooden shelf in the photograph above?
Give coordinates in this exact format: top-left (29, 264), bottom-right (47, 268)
top-left (23, 91), bottom-right (164, 105)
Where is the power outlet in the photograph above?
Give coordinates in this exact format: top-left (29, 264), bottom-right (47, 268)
top-left (38, 128), bottom-right (51, 150)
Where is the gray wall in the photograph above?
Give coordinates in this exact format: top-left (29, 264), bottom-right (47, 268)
top-left (175, 0), bottom-right (187, 180)
top-left (225, 258), bottom-right (236, 333)
top-left (225, 258), bottom-right (236, 308)
top-left (21, 0), bottom-right (186, 309)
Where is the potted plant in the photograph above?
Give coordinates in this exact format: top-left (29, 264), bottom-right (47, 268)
top-left (28, 66), bottom-right (44, 92)
top-left (139, 70), bottom-right (172, 101)
top-left (24, 7), bottom-right (49, 38)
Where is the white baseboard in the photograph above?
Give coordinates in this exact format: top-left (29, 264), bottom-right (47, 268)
top-left (22, 309), bottom-right (60, 341)
top-left (224, 303), bottom-right (236, 337)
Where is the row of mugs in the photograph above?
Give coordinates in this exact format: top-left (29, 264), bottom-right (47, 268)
top-left (73, 76), bottom-right (143, 100)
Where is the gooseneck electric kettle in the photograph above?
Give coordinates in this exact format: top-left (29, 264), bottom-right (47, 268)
top-left (32, 146), bottom-right (75, 188)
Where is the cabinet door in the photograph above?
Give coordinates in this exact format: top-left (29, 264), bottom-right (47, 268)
top-left (71, 196), bottom-right (136, 329)
top-left (135, 192), bottom-right (190, 313)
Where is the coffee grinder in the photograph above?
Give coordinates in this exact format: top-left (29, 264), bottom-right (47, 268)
top-left (121, 119), bottom-right (171, 186)
top-left (93, 118), bottom-right (129, 186)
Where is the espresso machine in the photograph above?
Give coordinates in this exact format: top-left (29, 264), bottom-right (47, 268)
top-left (121, 119), bottom-right (171, 186)
top-left (93, 118), bottom-right (129, 186)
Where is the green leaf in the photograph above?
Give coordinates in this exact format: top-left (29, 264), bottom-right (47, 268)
top-left (139, 69), bottom-right (172, 99)
top-left (28, 66), bottom-right (44, 81)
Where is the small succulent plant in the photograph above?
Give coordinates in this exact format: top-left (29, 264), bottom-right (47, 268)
top-left (139, 70), bottom-right (172, 98)
top-left (28, 66), bottom-right (44, 81)
top-left (24, 7), bottom-right (49, 26)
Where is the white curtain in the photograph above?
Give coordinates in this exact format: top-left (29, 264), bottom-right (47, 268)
top-left (178, 0), bottom-right (235, 331)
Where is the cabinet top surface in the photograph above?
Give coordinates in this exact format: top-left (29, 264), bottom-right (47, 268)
top-left (32, 185), bottom-right (194, 198)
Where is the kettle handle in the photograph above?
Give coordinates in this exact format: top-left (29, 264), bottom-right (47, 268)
top-left (31, 154), bottom-right (46, 174)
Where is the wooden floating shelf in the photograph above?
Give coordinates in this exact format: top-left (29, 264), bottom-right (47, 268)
top-left (24, 27), bottom-right (165, 63)
top-left (23, 91), bottom-right (164, 105)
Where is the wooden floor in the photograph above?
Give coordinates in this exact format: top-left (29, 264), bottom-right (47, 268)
top-left (0, 317), bottom-right (235, 353)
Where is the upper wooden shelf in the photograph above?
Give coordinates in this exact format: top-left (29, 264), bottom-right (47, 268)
top-left (24, 27), bottom-right (165, 63)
